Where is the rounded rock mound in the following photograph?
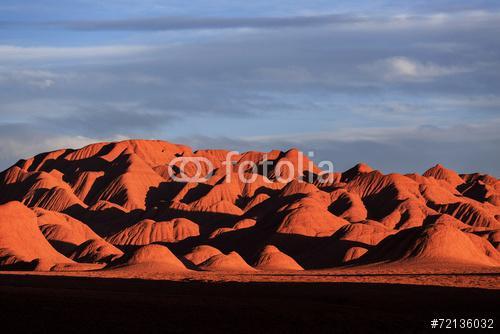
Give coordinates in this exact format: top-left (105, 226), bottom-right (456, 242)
top-left (106, 218), bottom-right (200, 246)
top-left (197, 251), bottom-right (256, 272)
top-left (254, 245), bottom-right (303, 271)
top-left (70, 239), bottom-right (123, 263)
top-left (183, 245), bottom-right (222, 266)
top-left (113, 244), bottom-right (187, 272)
top-left (363, 222), bottom-right (500, 267)
top-left (0, 201), bottom-right (73, 269)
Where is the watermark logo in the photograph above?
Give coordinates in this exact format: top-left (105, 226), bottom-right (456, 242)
top-left (167, 156), bottom-right (214, 183)
top-left (167, 151), bottom-right (335, 184)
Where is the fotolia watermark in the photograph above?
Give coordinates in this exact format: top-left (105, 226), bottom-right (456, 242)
top-left (167, 151), bottom-right (335, 184)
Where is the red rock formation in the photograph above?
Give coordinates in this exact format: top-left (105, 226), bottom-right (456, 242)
top-left (197, 251), bottom-right (256, 271)
top-left (0, 201), bottom-right (73, 268)
top-left (0, 139), bottom-right (498, 271)
top-left (113, 244), bottom-right (187, 272)
top-left (106, 218), bottom-right (199, 246)
top-left (254, 245), bottom-right (303, 271)
top-left (183, 245), bottom-right (223, 266)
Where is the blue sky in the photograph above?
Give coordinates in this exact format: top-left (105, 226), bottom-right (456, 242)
top-left (1, 1), bottom-right (499, 174)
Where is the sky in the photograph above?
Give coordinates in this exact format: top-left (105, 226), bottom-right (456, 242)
top-left (0, 1), bottom-right (499, 175)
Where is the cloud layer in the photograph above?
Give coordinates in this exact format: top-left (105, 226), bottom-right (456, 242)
top-left (0, 4), bottom-right (499, 175)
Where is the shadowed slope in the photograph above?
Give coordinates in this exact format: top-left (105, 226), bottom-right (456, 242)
top-left (106, 218), bottom-right (199, 246)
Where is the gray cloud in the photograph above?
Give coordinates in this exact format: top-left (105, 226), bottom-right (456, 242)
top-left (0, 123), bottom-right (127, 172)
top-left (0, 45), bottom-right (154, 63)
top-left (177, 120), bottom-right (500, 176)
top-left (0, 10), bottom-right (499, 174)
top-left (44, 14), bottom-right (367, 31)
top-left (36, 103), bottom-right (180, 137)
top-left (360, 56), bottom-right (472, 82)
top-left (1, 117), bottom-right (499, 177)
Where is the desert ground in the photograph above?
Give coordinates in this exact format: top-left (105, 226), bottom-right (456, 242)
top-left (1, 269), bottom-right (498, 333)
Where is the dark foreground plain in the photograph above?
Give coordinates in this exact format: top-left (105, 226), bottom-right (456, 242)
top-left (0, 274), bottom-right (498, 333)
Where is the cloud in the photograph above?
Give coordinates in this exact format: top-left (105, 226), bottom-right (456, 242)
top-left (0, 123), bottom-right (128, 171)
top-left (4, 10), bottom-right (492, 34)
top-left (0, 98), bottom-right (182, 138)
top-left (2, 119), bottom-right (498, 176)
top-left (0, 68), bottom-right (58, 88)
top-left (243, 119), bottom-right (500, 144)
top-left (0, 8), bottom-right (499, 175)
top-left (0, 45), bottom-right (154, 63)
top-left (47, 14), bottom-right (366, 31)
top-left (177, 119), bottom-right (500, 176)
top-left (36, 102), bottom-right (181, 137)
top-left (361, 56), bottom-right (471, 82)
